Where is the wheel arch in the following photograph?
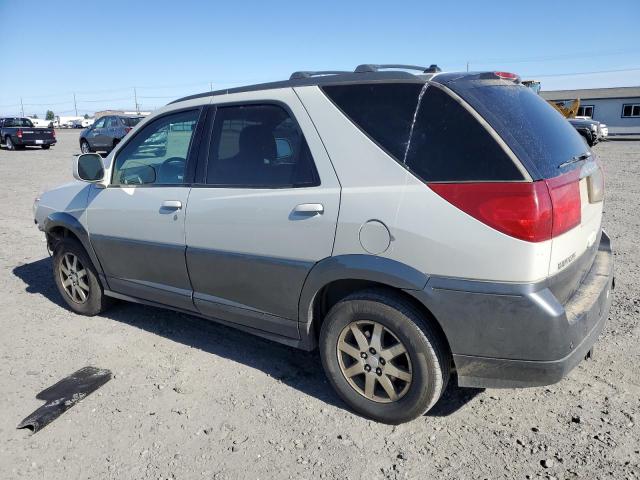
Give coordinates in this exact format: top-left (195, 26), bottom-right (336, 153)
top-left (44, 212), bottom-right (107, 286)
top-left (297, 255), bottom-right (451, 356)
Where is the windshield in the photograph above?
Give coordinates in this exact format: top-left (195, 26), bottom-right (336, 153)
top-left (121, 117), bottom-right (142, 127)
top-left (447, 84), bottom-right (589, 179)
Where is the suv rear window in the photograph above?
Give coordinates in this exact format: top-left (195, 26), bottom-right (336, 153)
top-left (121, 117), bottom-right (142, 127)
top-left (447, 83), bottom-right (589, 179)
top-left (322, 83), bottom-right (523, 182)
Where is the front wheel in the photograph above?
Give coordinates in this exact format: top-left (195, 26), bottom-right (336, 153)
top-left (53, 237), bottom-right (111, 316)
top-left (319, 290), bottom-right (450, 424)
top-left (80, 140), bottom-right (91, 153)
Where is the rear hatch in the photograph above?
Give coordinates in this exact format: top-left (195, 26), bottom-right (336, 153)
top-left (440, 75), bottom-right (604, 303)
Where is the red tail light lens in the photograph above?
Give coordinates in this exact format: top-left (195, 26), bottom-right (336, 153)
top-left (494, 71), bottom-right (519, 80)
top-left (124, 127), bottom-right (132, 134)
top-left (17, 129), bottom-right (23, 139)
top-left (51, 129), bottom-right (56, 138)
top-left (546, 170), bottom-right (581, 237)
top-left (428, 170), bottom-right (582, 242)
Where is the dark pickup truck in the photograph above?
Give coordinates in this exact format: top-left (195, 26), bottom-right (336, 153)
top-left (0, 117), bottom-right (56, 150)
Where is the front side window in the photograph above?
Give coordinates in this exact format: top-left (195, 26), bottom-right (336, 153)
top-left (205, 104), bottom-right (319, 188)
top-left (112, 109), bottom-right (199, 186)
top-left (93, 117), bottom-right (106, 129)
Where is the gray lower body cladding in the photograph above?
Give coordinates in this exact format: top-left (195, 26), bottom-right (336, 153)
top-left (408, 231), bottom-right (614, 388)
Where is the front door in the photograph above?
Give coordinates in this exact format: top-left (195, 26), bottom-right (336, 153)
top-left (185, 95), bottom-right (340, 338)
top-left (87, 108), bottom-right (203, 311)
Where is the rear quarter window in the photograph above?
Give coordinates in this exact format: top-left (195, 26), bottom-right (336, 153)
top-left (322, 83), bottom-right (523, 182)
top-left (448, 84), bottom-right (589, 179)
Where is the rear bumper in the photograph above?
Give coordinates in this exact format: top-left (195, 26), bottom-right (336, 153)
top-left (409, 231), bottom-right (614, 388)
top-left (18, 138), bottom-right (56, 146)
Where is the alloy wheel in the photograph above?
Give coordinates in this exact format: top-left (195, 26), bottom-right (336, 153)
top-left (336, 320), bottom-right (412, 403)
top-left (59, 253), bottom-right (90, 304)
top-left (81, 141), bottom-right (90, 153)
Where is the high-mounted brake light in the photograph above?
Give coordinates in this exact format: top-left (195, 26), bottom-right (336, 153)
top-left (17, 129), bottom-right (23, 139)
top-left (493, 71), bottom-right (519, 80)
top-left (428, 170), bottom-right (582, 242)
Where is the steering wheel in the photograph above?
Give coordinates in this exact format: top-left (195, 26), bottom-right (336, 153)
top-left (159, 157), bottom-right (186, 183)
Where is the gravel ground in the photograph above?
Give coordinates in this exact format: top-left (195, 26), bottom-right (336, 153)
top-left (0, 130), bottom-right (639, 480)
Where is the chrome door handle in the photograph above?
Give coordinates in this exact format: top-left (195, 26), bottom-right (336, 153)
top-left (161, 200), bottom-right (182, 210)
top-left (293, 203), bottom-right (324, 214)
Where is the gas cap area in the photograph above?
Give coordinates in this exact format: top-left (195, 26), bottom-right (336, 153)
top-left (359, 220), bottom-right (391, 254)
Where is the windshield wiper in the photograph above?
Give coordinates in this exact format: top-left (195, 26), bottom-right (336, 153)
top-left (559, 151), bottom-right (591, 168)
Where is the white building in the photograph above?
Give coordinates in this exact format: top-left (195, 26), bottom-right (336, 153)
top-left (541, 86), bottom-right (640, 136)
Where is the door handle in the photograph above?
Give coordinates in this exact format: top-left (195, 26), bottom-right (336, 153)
top-left (293, 203), bottom-right (324, 214)
top-left (161, 200), bottom-right (182, 210)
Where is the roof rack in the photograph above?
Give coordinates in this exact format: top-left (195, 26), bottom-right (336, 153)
top-left (289, 70), bottom-right (350, 80)
top-left (354, 64), bottom-right (442, 74)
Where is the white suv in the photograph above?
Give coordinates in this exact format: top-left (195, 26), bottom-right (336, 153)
top-left (34, 65), bottom-right (614, 424)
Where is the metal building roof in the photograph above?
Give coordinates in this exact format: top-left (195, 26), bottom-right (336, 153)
top-left (541, 86), bottom-right (640, 101)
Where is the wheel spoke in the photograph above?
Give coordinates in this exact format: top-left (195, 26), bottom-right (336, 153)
top-left (62, 277), bottom-right (73, 288)
top-left (343, 363), bottom-right (364, 378)
top-left (72, 255), bottom-right (78, 272)
top-left (338, 340), bottom-right (361, 360)
top-left (76, 268), bottom-right (86, 278)
top-left (378, 374), bottom-right (399, 401)
top-left (78, 278), bottom-right (90, 291)
top-left (370, 323), bottom-right (383, 351)
top-left (60, 261), bottom-right (70, 275)
top-left (384, 364), bottom-right (411, 382)
top-left (380, 342), bottom-right (407, 360)
top-left (364, 375), bottom-right (375, 398)
top-left (349, 324), bottom-right (369, 351)
top-left (75, 285), bottom-right (87, 302)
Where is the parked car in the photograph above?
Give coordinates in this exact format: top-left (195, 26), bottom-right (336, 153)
top-left (33, 66), bottom-right (613, 424)
top-left (79, 115), bottom-right (143, 153)
top-left (568, 118), bottom-right (602, 146)
top-left (576, 116), bottom-right (609, 141)
top-left (0, 117), bottom-right (56, 150)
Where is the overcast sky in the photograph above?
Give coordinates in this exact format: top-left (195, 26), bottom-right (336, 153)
top-left (1, 0), bottom-right (638, 117)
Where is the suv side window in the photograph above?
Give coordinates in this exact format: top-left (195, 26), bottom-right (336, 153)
top-left (93, 117), bottom-right (106, 129)
top-left (322, 83), bottom-right (523, 182)
top-left (205, 104), bottom-right (319, 188)
top-left (108, 117), bottom-right (119, 128)
top-left (112, 109), bottom-right (199, 186)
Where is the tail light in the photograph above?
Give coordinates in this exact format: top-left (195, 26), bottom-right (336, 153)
top-left (124, 127), bottom-right (132, 134)
top-left (17, 129), bottom-right (23, 139)
top-left (428, 170), bottom-right (582, 242)
top-left (51, 129), bottom-right (56, 138)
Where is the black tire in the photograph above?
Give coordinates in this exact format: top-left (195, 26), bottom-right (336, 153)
top-left (41, 145), bottom-right (50, 150)
top-left (319, 289), bottom-right (450, 424)
top-left (52, 237), bottom-right (111, 316)
top-left (80, 140), bottom-right (92, 153)
top-left (5, 136), bottom-right (14, 150)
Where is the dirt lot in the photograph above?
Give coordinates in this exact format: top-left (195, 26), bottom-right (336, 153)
top-left (0, 130), bottom-right (638, 479)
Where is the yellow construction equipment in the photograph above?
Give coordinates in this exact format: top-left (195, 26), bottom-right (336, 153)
top-left (521, 80), bottom-right (580, 118)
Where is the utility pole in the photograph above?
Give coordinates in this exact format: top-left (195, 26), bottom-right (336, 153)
top-left (133, 87), bottom-right (139, 113)
top-left (73, 93), bottom-right (78, 116)
top-left (466, 61), bottom-right (470, 72)
top-left (20, 97), bottom-right (24, 117)
top-left (210, 81), bottom-right (213, 92)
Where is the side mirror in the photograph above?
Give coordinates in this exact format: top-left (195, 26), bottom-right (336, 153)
top-left (73, 153), bottom-right (105, 183)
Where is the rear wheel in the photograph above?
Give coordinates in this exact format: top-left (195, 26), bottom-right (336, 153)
top-left (41, 145), bottom-right (50, 150)
top-left (53, 237), bottom-right (111, 316)
top-left (80, 140), bottom-right (91, 153)
top-left (5, 136), bottom-right (14, 150)
top-left (319, 290), bottom-right (450, 424)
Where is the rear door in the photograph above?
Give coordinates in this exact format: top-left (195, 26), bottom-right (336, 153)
top-left (185, 91), bottom-right (340, 337)
top-left (87, 108), bottom-right (205, 310)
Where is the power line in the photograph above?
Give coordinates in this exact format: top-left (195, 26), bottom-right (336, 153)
top-left (530, 67), bottom-right (640, 78)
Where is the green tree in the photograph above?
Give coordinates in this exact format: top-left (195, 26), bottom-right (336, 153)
top-left (45, 110), bottom-right (55, 121)
top-left (84, 113), bottom-right (89, 119)
top-left (32, 114), bottom-right (39, 119)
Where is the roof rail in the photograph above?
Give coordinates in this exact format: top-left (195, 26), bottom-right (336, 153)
top-left (289, 70), bottom-right (350, 80)
top-left (354, 64), bottom-right (442, 74)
